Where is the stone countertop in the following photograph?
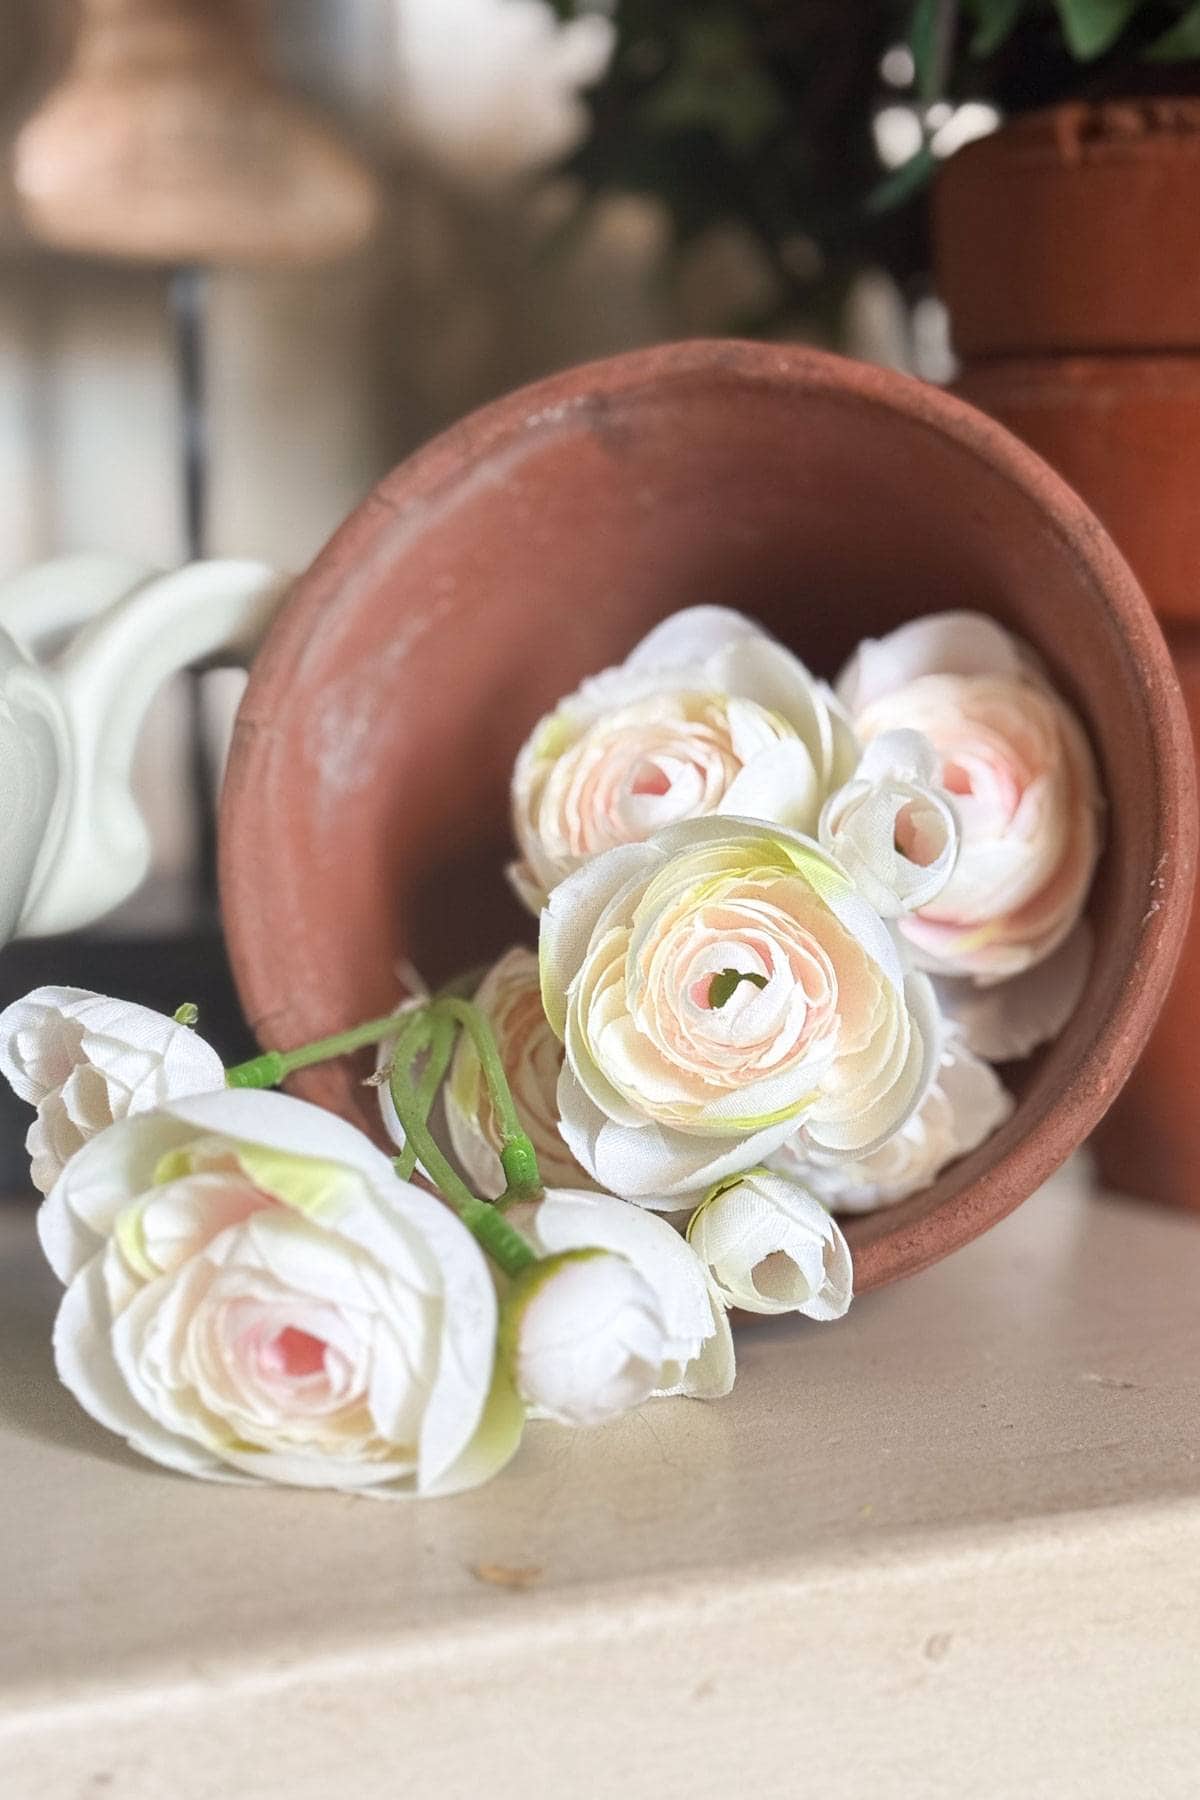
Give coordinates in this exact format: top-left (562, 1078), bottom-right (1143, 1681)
top-left (2, 1163), bottom-right (1198, 1799)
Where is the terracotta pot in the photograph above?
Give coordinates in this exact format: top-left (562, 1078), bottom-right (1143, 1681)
top-left (934, 100), bottom-right (1200, 358)
top-left (218, 340), bottom-right (1195, 1291)
top-left (1090, 640), bottom-right (1200, 1206)
top-left (952, 357), bottom-right (1200, 626)
top-left (936, 100), bottom-right (1200, 1211)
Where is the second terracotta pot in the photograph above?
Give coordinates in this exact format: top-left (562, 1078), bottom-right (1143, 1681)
top-left (937, 100), bottom-right (1200, 1211)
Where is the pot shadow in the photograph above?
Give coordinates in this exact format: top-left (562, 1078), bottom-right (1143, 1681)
top-left (0, 1199), bottom-right (145, 1473)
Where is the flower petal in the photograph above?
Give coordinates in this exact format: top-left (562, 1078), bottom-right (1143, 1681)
top-left (539, 840), bottom-right (664, 1037)
top-left (837, 611), bottom-right (1027, 713)
top-left (718, 739), bottom-right (821, 833)
top-left (53, 1258), bottom-right (233, 1479)
top-left (557, 1065), bottom-right (796, 1201)
top-left (933, 922), bottom-right (1093, 1061)
top-left (623, 605), bottom-right (763, 672)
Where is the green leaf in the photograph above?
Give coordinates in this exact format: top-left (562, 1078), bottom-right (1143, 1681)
top-left (639, 12), bottom-right (786, 158)
top-left (965, 0), bottom-right (1028, 57)
top-left (1144, 2), bottom-right (1200, 60)
top-left (1053, 0), bottom-right (1141, 59)
top-left (863, 142), bottom-right (937, 216)
top-left (708, 968), bottom-right (769, 1009)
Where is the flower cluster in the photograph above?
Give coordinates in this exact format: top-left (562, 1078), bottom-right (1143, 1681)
top-left (0, 606), bottom-right (1102, 1498)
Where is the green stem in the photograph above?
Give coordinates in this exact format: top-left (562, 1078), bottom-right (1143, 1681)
top-left (225, 1011), bottom-right (414, 1090)
top-left (431, 997), bottom-right (542, 1199)
top-left (387, 1023), bottom-right (536, 1279)
top-left (393, 1010), bottom-right (457, 1182)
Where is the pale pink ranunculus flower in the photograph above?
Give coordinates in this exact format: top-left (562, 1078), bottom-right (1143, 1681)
top-left (838, 612), bottom-right (1102, 990)
top-left (38, 1088), bottom-right (523, 1496)
top-left (539, 816), bottom-right (939, 1202)
top-left (510, 606), bottom-right (859, 908)
top-left (440, 946), bottom-right (592, 1197)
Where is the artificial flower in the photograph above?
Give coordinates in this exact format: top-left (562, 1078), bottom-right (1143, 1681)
top-left (687, 1167), bottom-right (852, 1318)
top-left (540, 815), bottom-right (939, 1201)
top-left (510, 604), bottom-right (859, 908)
top-left (771, 1029), bottom-right (1014, 1213)
top-left (501, 1250), bottom-right (670, 1427)
top-left (507, 1186), bottom-right (734, 1401)
top-left (818, 728), bottom-right (958, 919)
top-left (443, 946), bottom-right (590, 1196)
top-left (39, 1087), bottom-right (523, 1495)
top-left (0, 986), bottom-right (225, 1193)
top-left (839, 612), bottom-right (1102, 987)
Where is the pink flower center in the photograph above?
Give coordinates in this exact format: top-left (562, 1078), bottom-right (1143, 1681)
top-left (629, 759), bottom-right (672, 798)
top-left (260, 1326), bottom-right (327, 1380)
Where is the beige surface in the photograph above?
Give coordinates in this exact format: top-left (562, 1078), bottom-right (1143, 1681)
top-left (2, 1162), bottom-right (1198, 1798)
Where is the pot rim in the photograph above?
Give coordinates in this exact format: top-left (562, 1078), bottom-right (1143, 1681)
top-left (220, 339), bottom-right (1197, 1292)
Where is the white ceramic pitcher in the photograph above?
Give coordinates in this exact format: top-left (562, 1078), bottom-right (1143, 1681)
top-left (0, 554), bottom-right (289, 945)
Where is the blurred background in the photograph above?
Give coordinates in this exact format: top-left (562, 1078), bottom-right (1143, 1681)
top-left (1, 0), bottom-right (1197, 1187)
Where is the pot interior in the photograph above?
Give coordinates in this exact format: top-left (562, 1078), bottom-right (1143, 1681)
top-left (222, 346), bottom-right (1181, 1288)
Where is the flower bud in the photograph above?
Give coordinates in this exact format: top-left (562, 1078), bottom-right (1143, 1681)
top-left (687, 1168), bottom-right (852, 1319)
top-left (502, 1249), bottom-right (671, 1428)
top-left (819, 729), bottom-right (958, 918)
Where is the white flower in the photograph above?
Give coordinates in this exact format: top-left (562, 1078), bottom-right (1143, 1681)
top-left (770, 1030), bottom-right (1014, 1213)
top-left (687, 1168), bottom-right (852, 1319)
top-left (511, 605), bottom-right (859, 908)
top-left (38, 1088), bottom-right (523, 1495)
top-left (502, 1249), bottom-right (671, 1427)
top-left (508, 1187), bottom-right (735, 1404)
top-left (818, 729), bottom-right (958, 918)
top-left (540, 815), bottom-right (939, 1201)
top-left (0, 987), bottom-right (225, 1193)
top-left (442, 946), bottom-right (591, 1196)
top-left (838, 612), bottom-right (1102, 990)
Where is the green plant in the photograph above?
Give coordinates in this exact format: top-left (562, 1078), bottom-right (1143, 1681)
top-left (549, 0), bottom-right (1200, 328)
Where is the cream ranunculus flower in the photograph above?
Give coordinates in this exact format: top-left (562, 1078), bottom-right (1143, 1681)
top-left (442, 946), bottom-right (591, 1196)
top-left (0, 987), bottom-right (225, 1194)
top-left (769, 1029), bottom-right (1014, 1213)
top-left (838, 612), bottom-right (1102, 991)
top-left (686, 1168), bottom-right (852, 1319)
top-left (818, 728), bottom-right (958, 919)
top-left (38, 1088), bottom-right (523, 1495)
top-left (506, 1187), bottom-right (734, 1405)
top-left (540, 816), bottom-right (939, 1202)
top-left (510, 605), bottom-right (860, 908)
